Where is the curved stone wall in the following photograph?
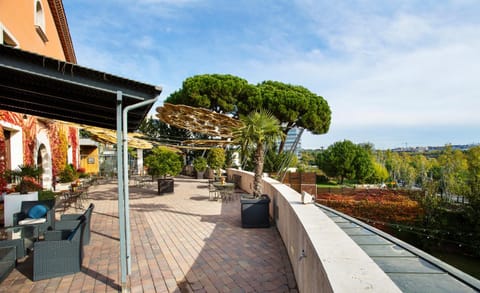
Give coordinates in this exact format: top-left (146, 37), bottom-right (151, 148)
top-left (227, 169), bottom-right (401, 293)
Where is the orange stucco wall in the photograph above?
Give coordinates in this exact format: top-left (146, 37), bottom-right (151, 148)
top-left (0, 0), bottom-right (66, 60)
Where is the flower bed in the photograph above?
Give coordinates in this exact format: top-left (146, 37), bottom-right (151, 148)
top-left (317, 189), bottom-right (424, 227)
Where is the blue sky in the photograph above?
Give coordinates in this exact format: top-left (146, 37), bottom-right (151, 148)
top-left (63, 0), bottom-right (480, 150)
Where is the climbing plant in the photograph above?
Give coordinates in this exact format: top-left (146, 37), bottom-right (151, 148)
top-left (48, 122), bottom-right (68, 179)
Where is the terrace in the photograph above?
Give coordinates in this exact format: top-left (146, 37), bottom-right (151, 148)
top-left (0, 178), bottom-right (296, 292)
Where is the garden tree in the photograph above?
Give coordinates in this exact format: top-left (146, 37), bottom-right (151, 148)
top-left (370, 161), bottom-right (389, 183)
top-left (384, 150), bottom-right (402, 183)
top-left (464, 146), bottom-right (480, 237)
top-left (353, 146), bottom-right (375, 183)
top-left (238, 81), bottom-right (331, 153)
top-left (316, 140), bottom-right (358, 184)
top-left (207, 148), bottom-right (226, 176)
top-left (233, 110), bottom-right (284, 197)
top-left (317, 140), bottom-right (384, 184)
top-left (411, 154), bottom-right (434, 187)
top-left (299, 150), bottom-right (316, 166)
top-left (465, 146), bottom-right (480, 197)
top-left (437, 145), bottom-right (468, 196)
top-left (166, 76), bottom-right (331, 155)
top-left (384, 151), bottom-right (417, 187)
top-left (398, 153), bottom-right (417, 188)
top-left (165, 74), bottom-right (257, 115)
top-left (144, 146), bottom-right (183, 179)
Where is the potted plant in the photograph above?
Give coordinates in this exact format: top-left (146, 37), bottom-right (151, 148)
top-left (144, 146), bottom-right (183, 195)
top-left (207, 148), bottom-right (226, 179)
top-left (233, 110), bottom-right (284, 228)
top-left (193, 157), bottom-right (208, 179)
top-left (3, 164), bottom-right (44, 227)
top-left (7, 164), bottom-right (44, 194)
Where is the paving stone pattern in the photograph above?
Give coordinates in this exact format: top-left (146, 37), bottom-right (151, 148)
top-left (0, 180), bottom-right (297, 292)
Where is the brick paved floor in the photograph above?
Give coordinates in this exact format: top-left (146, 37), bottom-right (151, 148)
top-left (0, 179), bottom-right (297, 292)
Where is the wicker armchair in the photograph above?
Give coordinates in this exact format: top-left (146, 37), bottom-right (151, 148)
top-left (53, 203), bottom-right (94, 245)
top-left (32, 218), bottom-right (86, 281)
top-left (13, 200), bottom-right (56, 238)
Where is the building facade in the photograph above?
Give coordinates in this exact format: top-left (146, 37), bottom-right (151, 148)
top-left (283, 128), bottom-right (302, 157)
top-left (0, 0), bottom-right (79, 191)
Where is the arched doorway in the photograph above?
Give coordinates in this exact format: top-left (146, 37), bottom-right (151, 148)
top-left (37, 144), bottom-right (52, 189)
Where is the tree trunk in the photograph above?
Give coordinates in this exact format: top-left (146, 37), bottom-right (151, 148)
top-left (278, 137), bottom-right (286, 154)
top-left (253, 143), bottom-right (264, 197)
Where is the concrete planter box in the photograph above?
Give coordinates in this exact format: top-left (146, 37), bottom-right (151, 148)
top-left (196, 171), bottom-right (205, 179)
top-left (3, 192), bottom-right (38, 227)
top-left (157, 178), bottom-right (174, 195)
top-left (240, 195), bottom-right (270, 228)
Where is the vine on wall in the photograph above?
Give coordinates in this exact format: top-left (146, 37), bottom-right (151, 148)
top-left (68, 126), bottom-right (78, 168)
top-left (0, 124), bottom-right (7, 192)
top-left (0, 111), bottom-right (37, 165)
top-left (0, 111), bottom-right (80, 189)
top-left (47, 122), bottom-right (68, 179)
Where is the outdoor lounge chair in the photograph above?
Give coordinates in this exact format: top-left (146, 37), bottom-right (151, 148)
top-left (13, 200), bottom-right (55, 238)
top-left (53, 203), bottom-right (94, 245)
top-left (32, 218), bottom-right (86, 281)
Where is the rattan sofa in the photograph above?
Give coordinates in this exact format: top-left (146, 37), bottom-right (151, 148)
top-left (32, 218), bottom-right (86, 281)
top-left (13, 200), bottom-right (56, 238)
top-left (53, 203), bottom-right (94, 245)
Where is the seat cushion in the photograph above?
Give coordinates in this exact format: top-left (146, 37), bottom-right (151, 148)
top-left (18, 218), bottom-right (46, 225)
top-left (28, 205), bottom-right (48, 219)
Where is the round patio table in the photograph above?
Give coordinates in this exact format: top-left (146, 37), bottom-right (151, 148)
top-left (212, 182), bottom-right (235, 201)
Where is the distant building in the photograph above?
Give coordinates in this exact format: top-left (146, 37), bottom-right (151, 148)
top-left (282, 128), bottom-right (302, 157)
top-left (391, 143), bottom-right (479, 154)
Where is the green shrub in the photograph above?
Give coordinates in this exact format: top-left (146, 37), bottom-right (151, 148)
top-left (38, 190), bottom-right (56, 201)
top-left (144, 146), bottom-right (183, 178)
top-left (59, 164), bottom-right (78, 182)
top-left (207, 148), bottom-right (225, 175)
top-left (193, 157), bottom-right (207, 172)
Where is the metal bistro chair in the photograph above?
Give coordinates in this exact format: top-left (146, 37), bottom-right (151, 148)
top-left (208, 179), bottom-right (218, 201)
top-left (213, 182), bottom-right (235, 202)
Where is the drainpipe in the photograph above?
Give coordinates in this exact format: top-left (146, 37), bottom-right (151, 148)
top-left (117, 90), bottom-right (160, 291)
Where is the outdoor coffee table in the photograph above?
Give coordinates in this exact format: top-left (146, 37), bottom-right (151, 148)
top-left (0, 225), bottom-right (36, 259)
top-left (213, 182), bottom-right (235, 201)
top-left (0, 245), bottom-right (16, 282)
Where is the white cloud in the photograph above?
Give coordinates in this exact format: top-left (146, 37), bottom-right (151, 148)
top-left (64, 0), bottom-right (480, 148)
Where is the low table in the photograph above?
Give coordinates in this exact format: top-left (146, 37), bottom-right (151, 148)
top-left (0, 246), bottom-right (16, 282)
top-left (0, 225), bottom-right (35, 259)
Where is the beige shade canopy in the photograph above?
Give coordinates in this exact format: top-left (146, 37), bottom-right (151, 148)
top-left (58, 121), bottom-right (154, 149)
top-left (156, 103), bottom-right (243, 138)
top-left (182, 139), bottom-right (232, 147)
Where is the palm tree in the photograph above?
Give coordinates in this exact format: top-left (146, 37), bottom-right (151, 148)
top-left (234, 110), bottom-right (284, 197)
top-left (8, 164), bottom-right (44, 194)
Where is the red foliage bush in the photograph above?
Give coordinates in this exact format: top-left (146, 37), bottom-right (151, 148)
top-left (317, 189), bottom-right (424, 225)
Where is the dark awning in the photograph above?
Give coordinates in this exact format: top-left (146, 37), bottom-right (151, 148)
top-left (0, 45), bottom-right (162, 131)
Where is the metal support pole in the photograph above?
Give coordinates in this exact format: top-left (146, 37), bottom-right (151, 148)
top-left (122, 96), bottom-right (159, 276)
top-left (116, 91), bottom-right (128, 291)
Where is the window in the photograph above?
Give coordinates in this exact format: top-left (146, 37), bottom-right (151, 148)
top-left (0, 22), bottom-right (19, 47)
top-left (34, 0), bottom-right (48, 42)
